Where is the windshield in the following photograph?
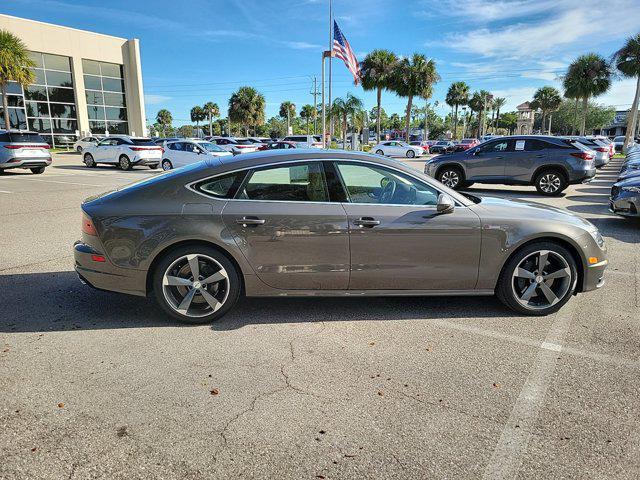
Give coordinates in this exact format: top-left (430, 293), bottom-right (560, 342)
top-left (461, 139), bottom-right (474, 144)
top-left (199, 142), bottom-right (225, 152)
top-left (436, 141), bottom-right (448, 145)
top-left (130, 138), bottom-right (155, 146)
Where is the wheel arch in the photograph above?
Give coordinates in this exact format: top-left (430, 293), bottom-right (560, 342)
top-left (531, 164), bottom-right (569, 184)
top-left (435, 162), bottom-right (466, 179)
top-left (145, 239), bottom-right (246, 297)
top-left (496, 235), bottom-right (586, 293)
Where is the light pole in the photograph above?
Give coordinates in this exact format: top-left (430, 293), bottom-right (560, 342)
top-left (462, 106), bottom-right (468, 138)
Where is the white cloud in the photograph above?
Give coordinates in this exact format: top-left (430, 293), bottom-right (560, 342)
top-left (598, 78), bottom-right (639, 109)
top-left (418, 0), bottom-right (557, 22)
top-left (281, 41), bottom-right (322, 50)
top-left (144, 94), bottom-right (171, 105)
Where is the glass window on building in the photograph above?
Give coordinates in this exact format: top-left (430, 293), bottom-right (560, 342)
top-left (22, 51), bottom-right (78, 148)
top-left (0, 81), bottom-right (28, 130)
top-left (83, 59), bottom-right (128, 135)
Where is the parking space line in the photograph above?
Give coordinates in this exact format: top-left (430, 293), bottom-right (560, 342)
top-left (482, 300), bottom-right (577, 480)
top-left (18, 178), bottom-right (103, 187)
top-left (0, 190), bottom-right (12, 194)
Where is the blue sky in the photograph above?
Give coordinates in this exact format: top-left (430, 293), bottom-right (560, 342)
top-left (3, 0), bottom-right (640, 125)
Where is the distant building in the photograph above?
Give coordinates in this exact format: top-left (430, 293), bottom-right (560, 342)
top-left (516, 102), bottom-right (535, 135)
top-left (601, 110), bottom-right (630, 137)
top-left (0, 14), bottom-right (146, 146)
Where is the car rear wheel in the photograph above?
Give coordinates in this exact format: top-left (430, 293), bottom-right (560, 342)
top-left (535, 169), bottom-right (566, 196)
top-left (161, 160), bottom-right (173, 171)
top-left (496, 241), bottom-right (577, 316)
top-left (376, 149), bottom-right (385, 156)
top-left (437, 166), bottom-right (465, 190)
top-left (148, 164), bottom-right (158, 170)
top-left (83, 153), bottom-right (96, 168)
top-left (406, 149), bottom-right (416, 158)
top-left (152, 246), bottom-right (241, 324)
top-left (119, 155), bottom-right (132, 171)
top-left (30, 167), bottom-right (45, 174)
top-left (76, 146), bottom-right (83, 153)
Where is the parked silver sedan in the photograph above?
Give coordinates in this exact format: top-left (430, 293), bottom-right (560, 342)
top-left (74, 150), bottom-right (607, 324)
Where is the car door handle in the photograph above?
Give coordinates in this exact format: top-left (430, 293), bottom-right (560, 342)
top-left (496, 156), bottom-right (504, 159)
top-left (535, 154), bottom-right (545, 158)
top-left (353, 217), bottom-right (380, 227)
top-left (236, 217), bottom-right (265, 227)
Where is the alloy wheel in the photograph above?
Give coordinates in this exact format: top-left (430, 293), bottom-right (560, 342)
top-left (162, 254), bottom-right (230, 318)
top-left (538, 173), bottom-right (561, 194)
top-left (162, 160), bottom-right (173, 171)
top-left (511, 250), bottom-right (572, 310)
top-left (440, 170), bottom-right (460, 188)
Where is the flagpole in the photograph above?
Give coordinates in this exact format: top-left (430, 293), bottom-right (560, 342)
top-left (321, 51), bottom-right (326, 148)
top-left (328, 0), bottom-right (333, 140)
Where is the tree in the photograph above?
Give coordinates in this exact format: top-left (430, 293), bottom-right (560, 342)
top-left (613, 33), bottom-right (640, 151)
top-left (190, 106), bottom-right (206, 135)
top-left (551, 99), bottom-right (615, 135)
top-left (331, 93), bottom-right (363, 149)
top-left (228, 86), bottom-right (266, 136)
top-left (563, 53), bottom-right (612, 135)
top-left (0, 30), bottom-right (35, 130)
top-left (445, 81), bottom-right (470, 140)
top-left (203, 102), bottom-right (219, 137)
top-left (392, 54), bottom-right (439, 142)
top-left (468, 91), bottom-right (490, 137)
top-left (492, 97), bottom-right (506, 132)
top-left (530, 87), bottom-right (562, 134)
top-left (178, 125), bottom-right (194, 138)
top-left (299, 104), bottom-right (316, 134)
top-left (369, 106), bottom-right (388, 132)
top-left (497, 111), bottom-right (518, 134)
top-left (360, 49), bottom-right (398, 142)
top-left (279, 101), bottom-right (296, 134)
top-left (155, 109), bottom-right (172, 136)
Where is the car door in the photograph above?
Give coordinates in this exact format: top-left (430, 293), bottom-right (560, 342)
top-left (181, 142), bottom-right (202, 166)
top-left (221, 161), bottom-right (350, 290)
top-left (94, 138), bottom-right (117, 162)
top-left (334, 161), bottom-right (482, 290)
top-left (504, 138), bottom-right (549, 182)
top-left (465, 139), bottom-right (513, 181)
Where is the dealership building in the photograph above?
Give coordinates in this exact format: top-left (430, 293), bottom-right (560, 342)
top-left (0, 14), bottom-right (146, 146)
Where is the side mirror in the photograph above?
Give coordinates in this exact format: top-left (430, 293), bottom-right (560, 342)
top-left (437, 193), bottom-right (455, 214)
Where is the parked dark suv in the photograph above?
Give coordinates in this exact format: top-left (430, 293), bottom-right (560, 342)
top-left (425, 135), bottom-right (596, 195)
top-left (0, 130), bottom-right (52, 174)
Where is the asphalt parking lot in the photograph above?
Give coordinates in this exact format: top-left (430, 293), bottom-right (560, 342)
top-left (1, 153), bottom-right (639, 479)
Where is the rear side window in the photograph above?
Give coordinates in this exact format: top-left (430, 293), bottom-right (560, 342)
top-left (524, 139), bottom-right (550, 151)
top-left (8, 133), bottom-right (46, 143)
top-left (194, 171), bottom-right (247, 199)
top-left (238, 162), bottom-right (329, 202)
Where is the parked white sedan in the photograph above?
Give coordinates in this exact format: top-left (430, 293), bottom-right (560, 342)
top-left (82, 136), bottom-right (163, 170)
top-left (161, 140), bottom-right (232, 171)
top-left (372, 141), bottom-right (424, 158)
top-left (73, 135), bottom-right (102, 153)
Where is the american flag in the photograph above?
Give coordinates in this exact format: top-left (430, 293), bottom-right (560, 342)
top-left (332, 20), bottom-right (360, 85)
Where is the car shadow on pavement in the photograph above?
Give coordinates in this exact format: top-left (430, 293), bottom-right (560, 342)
top-left (0, 271), bottom-right (510, 333)
top-left (464, 186), bottom-right (556, 199)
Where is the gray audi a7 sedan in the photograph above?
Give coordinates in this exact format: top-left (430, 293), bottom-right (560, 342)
top-left (74, 150), bottom-right (607, 324)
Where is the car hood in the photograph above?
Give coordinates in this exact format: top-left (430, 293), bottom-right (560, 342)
top-left (471, 195), bottom-right (595, 230)
top-left (614, 176), bottom-right (640, 188)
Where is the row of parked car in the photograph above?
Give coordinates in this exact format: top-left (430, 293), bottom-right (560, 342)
top-left (611, 144), bottom-right (640, 218)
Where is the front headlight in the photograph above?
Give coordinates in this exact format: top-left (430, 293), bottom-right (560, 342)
top-left (587, 228), bottom-right (605, 249)
top-left (622, 186), bottom-right (640, 193)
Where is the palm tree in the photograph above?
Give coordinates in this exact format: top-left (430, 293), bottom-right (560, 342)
top-left (330, 94), bottom-right (364, 149)
top-left (346, 93), bottom-right (364, 148)
top-left (299, 104), bottom-right (316, 134)
top-left (392, 54), bottom-right (439, 142)
top-left (445, 81), bottom-right (470, 140)
top-left (530, 87), bottom-right (561, 134)
top-left (155, 109), bottom-right (172, 137)
top-left (0, 30), bottom-right (35, 130)
top-left (468, 91), bottom-right (491, 137)
top-left (360, 49), bottom-right (398, 142)
top-left (279, 101), bottom-right (296, 134)
top-left (190, 106), bottom-right (206, 135)
top-left (228, 86), bottom-right (266, 136)
top-left (563, 53), bottom-right (612, 135)
top-left (613, 33), bottom-right (640, 151)
top-left (203, 102), bottom-right (219, 137)
top-left (492, 97), bottom-right (506, 132)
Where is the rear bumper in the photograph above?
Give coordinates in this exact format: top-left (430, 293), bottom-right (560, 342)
top-left (133, 157), bottom-right (160, 166)
top-left (568, 167), bottom-right (596, 184)
top-left (0, 157), bottom-right (52, 169)
top-left (74, 241), bottom-right (147, 297)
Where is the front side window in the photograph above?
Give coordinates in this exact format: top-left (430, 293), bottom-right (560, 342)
top-left (336, 162), bottom-right (439, 206)
top-left (479, 139), bottom-right (511, 153)
top-left (238, 162), bottom-right (329, 202)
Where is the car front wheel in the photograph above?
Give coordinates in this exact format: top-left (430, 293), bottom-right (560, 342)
top-left (437, 166), bottom-right (464, 190)
top-left (83, 153), bottom-right (96, 168)
top-left (406, 149), bottom-right (416, 158)
top-left (162, 160), bottom-right (173, 171)
top-left (30, 167), bottom-right (45, 174)
top-left (375, 149), bottom-right (385, 156)
top-left (151, 246), bottom-right (241, 324)
top-left (76, 146), bottom-right (83, 153)
top-left (496, 241), bottom-right (578, 316)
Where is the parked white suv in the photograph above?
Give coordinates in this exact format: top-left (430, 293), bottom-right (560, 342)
top-left (0, 130), bottom-right (52, 174)
top-left (282, 135), bottom-right (323, 148)
top-left (82, 136), bottom-right (163, 170)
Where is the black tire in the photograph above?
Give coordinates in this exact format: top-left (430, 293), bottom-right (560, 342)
top-left (496, 241), bottom-right (578, 316)
top-left (436, 165), bottom-right (465, 190)
top-left (151, 245), bottom-right (241, 324)
top-left (534, 169), bottom-right (567, 196)
top-left (30, 167), bottom-right (45, 174)
top-left (76, 146), bottom-right (83, 153)
top-left (83, 153), bottom-right (96, 168)
top-left (406, 149), bottom-right (416, 158)
top-left (161, 159), bottom-right (173, 171)
top-left (119, 155), bottom-right (132, 171)
top-left (375, 149), bottom-right (385, 156)
top-left (148, 164), bottom-right (159, 170)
